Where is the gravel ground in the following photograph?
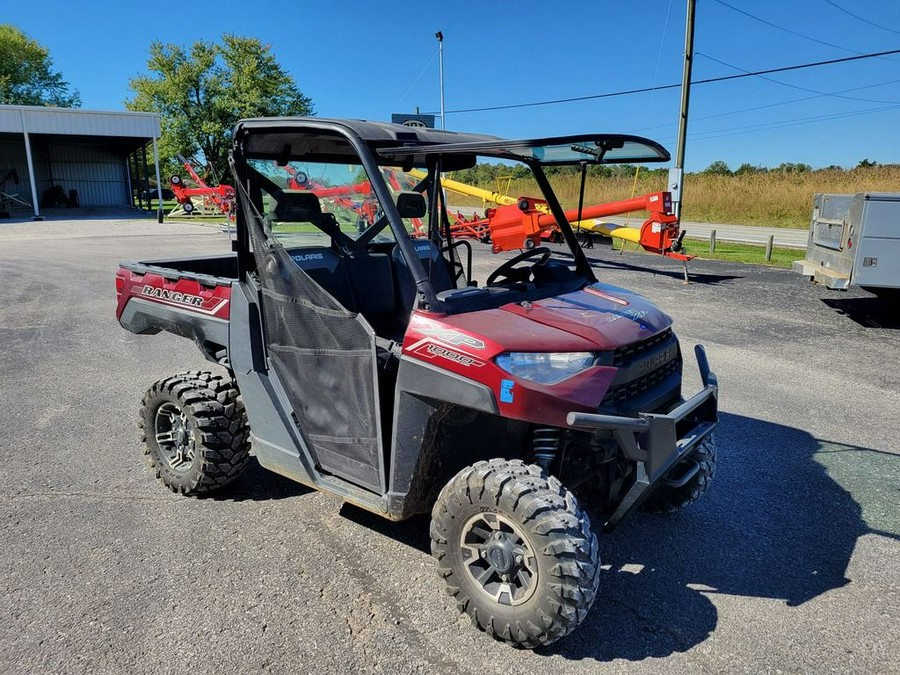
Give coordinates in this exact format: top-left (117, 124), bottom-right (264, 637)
top-left (0, 216), bottom-right (897, 674)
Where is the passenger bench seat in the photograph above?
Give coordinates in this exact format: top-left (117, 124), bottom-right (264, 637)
top-left (344, 252), bottom-right (397, 334)
top-left (287, 247), bottom-right (356, 311)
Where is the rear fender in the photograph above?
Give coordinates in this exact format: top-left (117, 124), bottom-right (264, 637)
top-left (117, 298), bottom-right (229, 364)
top-left (116, 266), bottom-right (232, 363)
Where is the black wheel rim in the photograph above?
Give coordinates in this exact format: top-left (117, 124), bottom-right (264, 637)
top-left (459, 512), bottom-right (538, 606)
top-left (154, 402), bottom-right (195, 473)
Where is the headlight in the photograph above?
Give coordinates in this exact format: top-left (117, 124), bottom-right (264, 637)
top-left (495, 352), bottom-right (595, 384)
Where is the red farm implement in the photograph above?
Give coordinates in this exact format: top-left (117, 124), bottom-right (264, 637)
top-left (169, 155), bottom-right (236, 219)
top-left (416, 171), bottom-right (690, 260)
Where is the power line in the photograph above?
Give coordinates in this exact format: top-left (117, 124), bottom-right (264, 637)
top-left (712, 0), bottom-right (866, 55)
top-left (426, 82), bottom-right (679, 115)
top-left (649, 0), bottom-right (676, 94)
top-left (679, 103), bottom-right (900, 142)
top-left (641, 0), bottom-right (675, 130)
top-left (391, 48), bottom-right (440, 112)
top-left (823, 0), bottom-right (900, 36)
top-left (630, 78), bottom-right (900, 132)
top-left (422, 48), bottom-right (900, 115)
top-left (697, 52), bottom-right (900, 104)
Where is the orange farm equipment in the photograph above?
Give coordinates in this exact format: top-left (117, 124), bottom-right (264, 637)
top-left (169, 155), bottom-right (236, 219)
top-left (419, 170), bottom-right (690, 260)
top-left (488, 191), bottom-right (691, 261)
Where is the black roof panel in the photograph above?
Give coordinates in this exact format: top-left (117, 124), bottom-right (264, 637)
top-left (234, 116), bottom-right (499, 146)
top-left (233, 117), bottom-right (499, 169)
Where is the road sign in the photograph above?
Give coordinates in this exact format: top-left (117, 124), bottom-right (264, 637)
top-left (391, 113), bottom-right (435, 129)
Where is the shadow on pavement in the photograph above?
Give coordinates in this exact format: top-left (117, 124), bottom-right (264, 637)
top-left (821, 296), bottom-right (900, 329)
top-left (206, 457), bottom-right (314, 501)
top-left (548, 411), bottom-right (897, 662)
top-left (552, 246), bottom-right (744, 285)
top-left (206, 410), bottom-right (896, 662)
top-left (339, 504), bottom-right (433, 554)
top-left (1, 206), bottom-right (160, 223)
top-left (588, 256), bottom-right (742, 286)
top-left (339, 412), bottom-right (895, 662)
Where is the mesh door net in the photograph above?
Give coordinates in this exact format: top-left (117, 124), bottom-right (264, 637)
top-left (242, 189), bottom-right (383, 493)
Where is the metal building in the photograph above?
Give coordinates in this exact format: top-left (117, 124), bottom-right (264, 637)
top-left (0, 105), bottom-right (163, 220)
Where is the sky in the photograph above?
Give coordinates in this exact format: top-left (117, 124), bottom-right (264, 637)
top-left (6, 0), bottom-right (900, 171)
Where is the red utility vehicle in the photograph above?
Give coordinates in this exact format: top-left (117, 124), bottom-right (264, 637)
top-left (116, 118), bottom-right (718, 649)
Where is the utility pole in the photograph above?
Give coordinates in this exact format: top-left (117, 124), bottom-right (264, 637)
top-left (435, 31), bottom-right (445, 129)
top-left (670, 0), bottom-right (696, 221)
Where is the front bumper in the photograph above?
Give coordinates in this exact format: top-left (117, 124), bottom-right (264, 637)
top-left (566, 345), bottom-right (718, 530)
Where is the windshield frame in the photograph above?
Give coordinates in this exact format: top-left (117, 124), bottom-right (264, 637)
top-left (377, 133), bottom-right (670, 166)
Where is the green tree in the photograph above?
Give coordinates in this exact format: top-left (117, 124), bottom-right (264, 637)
top-left (774, 162), bottom-right (811, 173)
top-left (735, 162), bottom-right (766, 175)
top-left (127, 35), bottom-right (313, 182)
top-left (702, 160), bottom-right (732, 176)
top-left (0, 24), bottom-right (80, 107)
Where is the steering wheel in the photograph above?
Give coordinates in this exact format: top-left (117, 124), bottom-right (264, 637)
top-left (486, 246), bottom-right (553, 286)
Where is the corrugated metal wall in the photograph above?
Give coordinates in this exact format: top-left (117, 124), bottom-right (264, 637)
top-left (35, 142), bottom-right (128, 206)
top-left (0, 136), bottom-right (131, 206)
top-left (0, 138), bottom-right (31, 204)
top-left (0, 106), bottom-right (160, 138)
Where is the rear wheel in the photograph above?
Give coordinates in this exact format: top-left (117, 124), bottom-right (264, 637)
top-left (642, 433), bottom-right (717, 513)
top-left (430, 459), bottom-right (600, 649)
top-left (140, 371), bottom-right (250, 495)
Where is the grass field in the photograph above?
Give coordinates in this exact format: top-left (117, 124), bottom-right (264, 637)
top-left (610, 236), bottom-right (799, 268)
top-left (677, 238), bottom-right (799, 268)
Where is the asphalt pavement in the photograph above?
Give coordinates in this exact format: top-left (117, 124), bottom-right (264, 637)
top-left (0, 217), bottom-right (897, 674)
top-left (675, 220), bottom-right (809, 248)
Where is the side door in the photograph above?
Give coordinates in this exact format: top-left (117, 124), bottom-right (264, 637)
top-left (241, 157), bottom-right (386, 494)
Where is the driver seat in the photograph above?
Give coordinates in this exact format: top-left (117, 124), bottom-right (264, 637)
top-left (391, 241), bottom-right (455, 312)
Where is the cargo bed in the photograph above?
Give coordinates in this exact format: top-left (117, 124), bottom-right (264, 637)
top-left (115, 254), bottom-right (237, 363)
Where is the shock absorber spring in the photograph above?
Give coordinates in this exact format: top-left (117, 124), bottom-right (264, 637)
top-left (532, 427), bottom-right (561, 472)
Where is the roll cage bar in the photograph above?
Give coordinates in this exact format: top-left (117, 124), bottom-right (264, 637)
top-left (230, 118), bottom-right (450, 311)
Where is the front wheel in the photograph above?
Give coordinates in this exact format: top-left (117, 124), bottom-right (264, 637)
top-left (430, 459), bottom-right (600, 649)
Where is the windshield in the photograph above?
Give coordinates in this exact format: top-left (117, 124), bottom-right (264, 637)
top-left (517, 139), bottom-right (666, 164)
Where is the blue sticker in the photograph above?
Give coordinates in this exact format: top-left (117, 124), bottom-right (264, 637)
top-left (500, 379), bottom-right (515, 404)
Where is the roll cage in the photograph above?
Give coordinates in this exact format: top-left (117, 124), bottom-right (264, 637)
top-left (229, 118), bottom-right (670, 315)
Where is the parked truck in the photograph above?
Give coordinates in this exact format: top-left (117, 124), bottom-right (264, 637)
top-left (794, 192), bottom-right (900, 301)
top-left (115, 118), bottom-right (719, 648)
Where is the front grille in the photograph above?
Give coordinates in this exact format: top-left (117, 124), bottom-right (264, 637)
top-left (610, 328), bottom-right (673, 367)
top-left (600, 355), bottom-right (681, 408)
